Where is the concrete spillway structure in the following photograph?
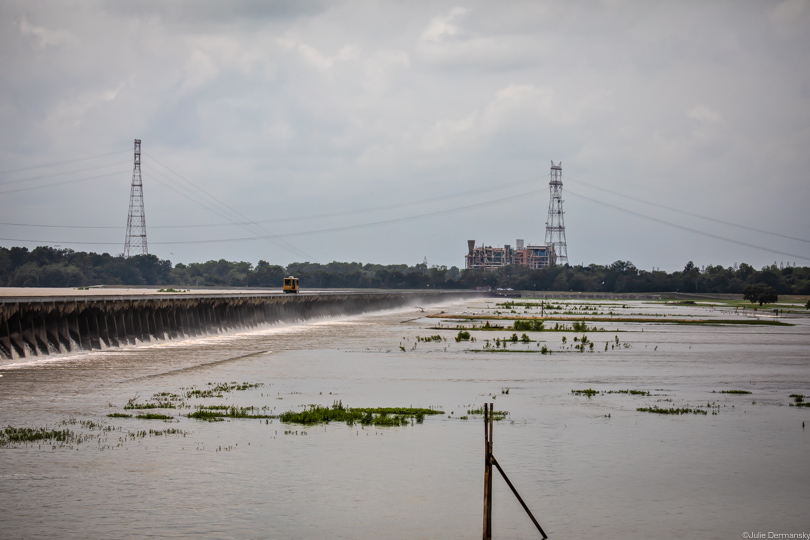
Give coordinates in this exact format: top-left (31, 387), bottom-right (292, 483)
top-left (0, 291), bottom-right (472, 360)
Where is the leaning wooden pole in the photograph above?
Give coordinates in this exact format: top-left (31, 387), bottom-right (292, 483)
top-left (483, 403), bottom-right (491, 539)
top-left (482, 402), bottom-right (548, 539)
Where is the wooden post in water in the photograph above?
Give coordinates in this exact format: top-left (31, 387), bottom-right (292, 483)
top-left (482, 402), bottom-right (549, 539)
top-left (483, 403), bottom-right (493, 539)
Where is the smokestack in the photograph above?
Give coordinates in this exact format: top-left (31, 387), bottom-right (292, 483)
top-left (468, 240), bottom-right (475, 254)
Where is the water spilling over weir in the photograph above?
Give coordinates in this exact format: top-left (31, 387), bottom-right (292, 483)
top-left (0, 291), bottom-right (473, 360)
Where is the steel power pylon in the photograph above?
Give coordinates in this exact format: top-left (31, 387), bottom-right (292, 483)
top-left (124, 139), bottom-right (148, 257)
top-left (544, 160), bottom-right (568, 266)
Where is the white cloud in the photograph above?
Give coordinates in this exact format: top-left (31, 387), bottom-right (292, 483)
top-left (18, 15), bottom-right (74, 48)
top-left (420, 7), bottom-right (467, 44)
top-left (0, 1), bottom-right (808, 270)
top-left (298, 43), bottom-right (334, 70)
top-left (179, 49), bottom-right (220, 93)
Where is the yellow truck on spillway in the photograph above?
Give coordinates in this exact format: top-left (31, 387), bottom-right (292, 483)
top-left (283, 276), bottom-right (299, 294)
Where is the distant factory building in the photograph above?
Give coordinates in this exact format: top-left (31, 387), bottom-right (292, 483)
top-left (465, 160), bottom-right (568, 271)
top-left (465, 239), bottom-right (556, 270)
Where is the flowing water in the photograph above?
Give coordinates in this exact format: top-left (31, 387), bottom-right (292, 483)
top-left (1, 297), bottom-right (808, 539)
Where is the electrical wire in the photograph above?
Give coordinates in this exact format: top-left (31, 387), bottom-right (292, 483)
top-left (563, 174), bottom-right (809, 244)
top-left (145, 151), bottom-right (319, 262)
top-left (0, 188), bottom-right (541, 247)
top-left (0, 159), bottom-right (131, 187)
top-left (565, 188), bottom-right (810, 262)
top-left (0, 172), bottom-right (122, 195)
top-left (0, 149), bottom-right (129, 175)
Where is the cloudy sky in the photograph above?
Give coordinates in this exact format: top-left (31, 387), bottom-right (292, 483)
top-left (1, 0), bottom-right (808, 271)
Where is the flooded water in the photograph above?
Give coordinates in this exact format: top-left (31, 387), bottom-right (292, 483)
top-left (1, 297), bottom-right (808, 539)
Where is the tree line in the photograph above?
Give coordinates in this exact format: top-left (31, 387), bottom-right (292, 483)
top-left (1, 246), bottom-right (808, 297)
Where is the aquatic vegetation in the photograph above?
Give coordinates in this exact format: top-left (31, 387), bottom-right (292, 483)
top-left (636, 407), bottom-right (707, 415)
top-left (607, 389), bottom-right (650, 396)
top-left (466, 408), bottom-right (509, 420)
top-left (416, 335), bottom-right (444, 342)
top-left (107, 413), bottom-right (133, 418)
top-left (572, 320), bottom-right (588, 332)
top-left (184, 381), bottom-right (265, 399)
top-left (0, 426), bottom-right (85, 446)
top-left (513, 319), bottom-right (545, 331)
top-left (571, 388), bottom-right (599, 398)
top-left (428, 313), bottom-right (791, 327)
top-left (187, 406), bottom-right (274, 421)
top-left (124, 402), bottom-right (175, 410)
top-left (790, 394), bottom-right (804, 403)
top-left (279, 402), bottom-right (442, 426)
top-left (717, 390), bottom-right (752, 395)
top-left (455, 330), bottom-right (471, 342)
top-left (135, 413), bottom-right (174, 420)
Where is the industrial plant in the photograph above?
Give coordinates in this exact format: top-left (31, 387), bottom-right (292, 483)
top-left (465, 161), bottom-right (569, 270)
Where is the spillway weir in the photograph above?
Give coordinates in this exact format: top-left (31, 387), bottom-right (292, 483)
top-left (0, 290), bottom-right (473, 360)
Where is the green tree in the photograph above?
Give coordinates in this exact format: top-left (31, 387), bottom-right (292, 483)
top-left (742, 283), bottom-right (778, 306)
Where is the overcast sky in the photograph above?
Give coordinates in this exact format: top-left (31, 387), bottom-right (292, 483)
top-left (1, 0), bottom-right (808, 271)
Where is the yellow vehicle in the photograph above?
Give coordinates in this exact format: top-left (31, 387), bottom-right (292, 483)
top-left (282, 276), bottom-right (299, 294)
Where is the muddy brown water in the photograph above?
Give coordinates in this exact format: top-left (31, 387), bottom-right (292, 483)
top-left (1, 299), bottom-right (808, 539)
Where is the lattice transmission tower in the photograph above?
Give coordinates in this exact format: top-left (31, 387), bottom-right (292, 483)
top-left (544, 160), bottom-right (568, 266)
top-left (124, 139), bottom-right (148, 257)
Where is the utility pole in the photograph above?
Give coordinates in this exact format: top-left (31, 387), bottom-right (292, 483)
top-left (124, 139), bottom-right (148, 257)
top-left (544, 161), bottom-right (568, 266)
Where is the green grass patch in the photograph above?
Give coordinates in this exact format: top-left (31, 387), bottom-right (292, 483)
top-left (0, 426), bottom-right (82, 446)
top-left (429, 314), bottom-right (792, 326)
top-left (185, 381), bottom-right (265, 399)
top-left (135, 413), bottom-right (174, 420)
top-left (124, 402), bottom-right (175, 410)
top-left (107, 413), bottom-right (133, 418)
top-left (187, 406), bottom-right (274, 421)
top-left (572, 388), bottom-right (599, 397)
top-left (607, 389), bottom-right (651, 396)
top-left (717, 390), bottom-right (752, 395)
top-left (466, 408), bottom-right (509, 420)
top-left (279, 401), bottom-right (442, 426)
top-left (637, 407), bottom-right (707, 415)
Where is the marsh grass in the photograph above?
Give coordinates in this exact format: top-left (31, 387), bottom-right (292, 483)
top-left (279, 402), bottom-right (442, 426)
top-left (716, 390), bottom-right (753, 395)
top-left (428, 314), bottom-right (791, 327)
top-left (790, 394), bottom-right (804, 403)
top-left (185, 381), bottom-right (265, 399)
top-left (187, 406), bottom-right (274, 421)
top-left (571, 388), bottom-right (599, 397)
top-left (107, 413), bottom-right (133, 418)
top-left (124, 402), bottom-right (175, 410)
top-left (136, 413), bottom-right (174, 420)
top-left (466, 408), bottom-right (509, 420)
top-left (0, 426), bottom-right (85, 446)
top-left (637, 407), bottom-right (707, 415)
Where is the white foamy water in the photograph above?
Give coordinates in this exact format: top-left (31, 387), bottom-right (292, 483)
top-left (0, 298), bottom-right (808, 539)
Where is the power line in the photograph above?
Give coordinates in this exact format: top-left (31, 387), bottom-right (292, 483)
top-left (0, 172), bottom-right (122, 195)
top-left (565, 188), bottom-right (810, 262)
top-left (0, 173), bottom-right (541, 230)
top-left (0, 188), bottom-right (541, 247)
top-left (0, 149), bottom-right (129, 175)
top-left (145, 151), bottom-right (319, 262)
top-left (563, 174), bottom-right (809, 244)
top-left (0, 159), bottom-right (130, 187)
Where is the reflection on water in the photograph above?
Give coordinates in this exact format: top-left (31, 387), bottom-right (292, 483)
top-left (1, 299), bottom-right (809, 539)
